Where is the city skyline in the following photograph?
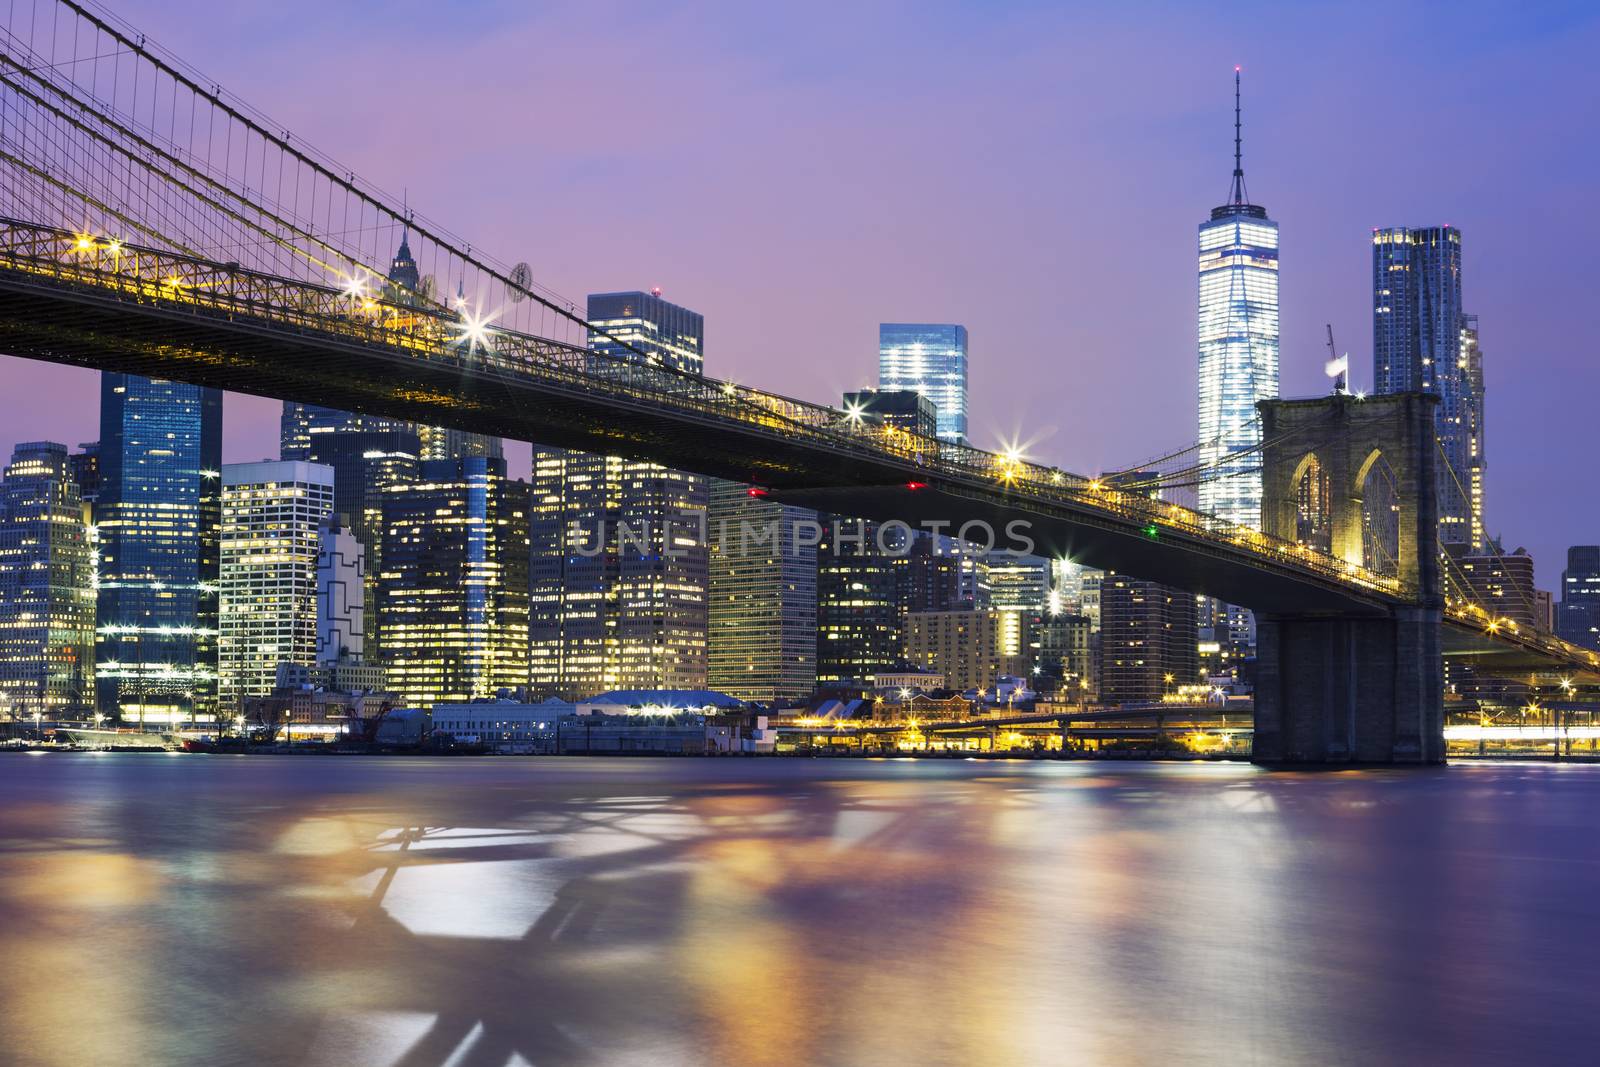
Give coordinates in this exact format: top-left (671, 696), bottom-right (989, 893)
top-left (0, 3), bottom-right (1593, 573)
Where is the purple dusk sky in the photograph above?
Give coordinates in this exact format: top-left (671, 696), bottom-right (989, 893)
top-left (3, 1), bottom-right (1596, 582)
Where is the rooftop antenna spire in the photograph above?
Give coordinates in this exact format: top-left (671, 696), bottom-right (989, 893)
top-left (1230, 66), bottom-right (1248, 206)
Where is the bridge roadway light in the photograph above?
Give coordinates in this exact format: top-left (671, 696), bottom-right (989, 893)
top-left (455, 310), bottom-right (492, 353)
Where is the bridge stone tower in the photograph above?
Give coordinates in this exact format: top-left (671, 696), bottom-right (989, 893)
top-left (1254, 393), bottom-right (1444, 764)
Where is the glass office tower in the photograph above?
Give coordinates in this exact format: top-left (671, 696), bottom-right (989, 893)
top-left (379, 456), bottom-right (530, 705)
top-left (878, 324), bottom-right (968, 444)
top-left (0, 442), bottom-right (95, 716)
top-left (1557, 547), bottom-right (1600, 650)
top-left (1197, 72), bottom-right (1278, 530)
top-left (95, 374), bottom-right (222, 724)
top-left (1372, 226), bottom-right (1482, 548)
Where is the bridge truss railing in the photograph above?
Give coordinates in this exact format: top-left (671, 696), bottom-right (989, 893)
top-left (0, 216), bottom-right (1413, 605)
top-left (1442, 595), bottom-right (1600, 675)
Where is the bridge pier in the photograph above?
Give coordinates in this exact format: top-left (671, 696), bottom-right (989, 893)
top-left (1253, 608), bottom-right (1444, 764)
top-left (1255, 393), bottom-right (1445, 767)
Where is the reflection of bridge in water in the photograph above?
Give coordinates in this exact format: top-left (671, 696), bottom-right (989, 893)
top-left (1, 0), bottom-right (1595, 764)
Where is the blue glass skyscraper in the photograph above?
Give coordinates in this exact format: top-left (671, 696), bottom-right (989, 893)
top-left (878, 324), bottom-right (968, 444)
top-left (95, 374), bottom-right (222, 723)
top-left (1372, 225), bottom-right (1481, 548)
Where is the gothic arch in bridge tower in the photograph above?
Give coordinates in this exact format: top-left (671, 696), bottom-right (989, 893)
top-left (1290, 451), bottom-right (1333, 555)
top-left (1259, 394), bottom-right (1438, 592)
top-left (1354, 448), bottom-right (1401, 580)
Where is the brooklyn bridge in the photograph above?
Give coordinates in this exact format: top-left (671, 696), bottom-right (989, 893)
top-left (0, 0), bottom-right (1593, 763)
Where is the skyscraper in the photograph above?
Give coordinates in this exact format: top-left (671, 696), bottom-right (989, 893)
top-left (529, 290), bottom-right (709, 698)
top-left (218, 461), bottom-right (334, 709)
top-left (878, 324), bottom-right (969, 444)
top-left (1197, 70), bottom-right (1278, 529)
top-left (1557, 547), bottom-right (1600, 650)
top-left (1462, 313), bottom-right (1487, 549)
top-left (1097, 572), bottom-right (1199, 705)
top-left (588, 289), bottom-right (704, 373)
top-left (1372, 225), bottom-right (1482, 548)
top-left (95, 374), bottom-right (222, 724)
top-left (380, 456), bottom-right (530, 705)
top-left (707, 481), bottom-right (817, 703)
top-left (814, 390), bottom-right (935, 687)
top-left (1097, 472), bottom-right (1197, 704)
top-left (0, 443), bottom-right (95, 716)
top-left (816, 518), bottom-right (907, 686)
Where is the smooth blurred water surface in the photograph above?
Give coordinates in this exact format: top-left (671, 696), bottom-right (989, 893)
top-left (1, 754), bottom-right (1596, 1067)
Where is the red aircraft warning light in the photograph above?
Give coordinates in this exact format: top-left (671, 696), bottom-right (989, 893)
top-left (746, 486), bottom-right (770, 498)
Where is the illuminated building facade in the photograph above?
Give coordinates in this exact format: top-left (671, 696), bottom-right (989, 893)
top-left (878, 324), bottom-right (968, 444)
top-left (529, 290), bottom-right (709, 698)
top-left (1372, 225), bottom-right (1482, 548)
top-left (1456, 546), bottom-right (1538, 629)
top-left (987, 554), bottom-right (1051, 613)
top-left (1197, 72), bottom-right (1278, 529)
top-left (280, 404), bottom-right (413, 463)
top-left (707, 480), bottom-right (817, 703)
top-left (1097, 572), bottom-right (1199, 705)
top-left (814, 388), bottom-right (938, 686)
top-left (1461, 313), bottom-right (1486, 550)
top-left (380, 456), bottom-right (530, 705)
top-left (1030, 612), bottom-right (1093, 698)
top-left (418, 426), bottom-right (502, 463)
top-left (218, 461), bottom-right (334, 709)
top-left (0, 442), bottom-right (95, 716)
top-left (95, 373), bottom-right (222, 724)
top-left (816, 518), bottom-right (906, 685)
top-left (588, 290), bottom-right (704, 374)
top-left (903, 609), bottom-right (1027, 693)
top-left (1557, 547), bottom-right (1600, 650)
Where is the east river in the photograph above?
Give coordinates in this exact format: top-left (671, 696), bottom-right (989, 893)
top-left (1, 755), bottom-right (1597, 1066)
